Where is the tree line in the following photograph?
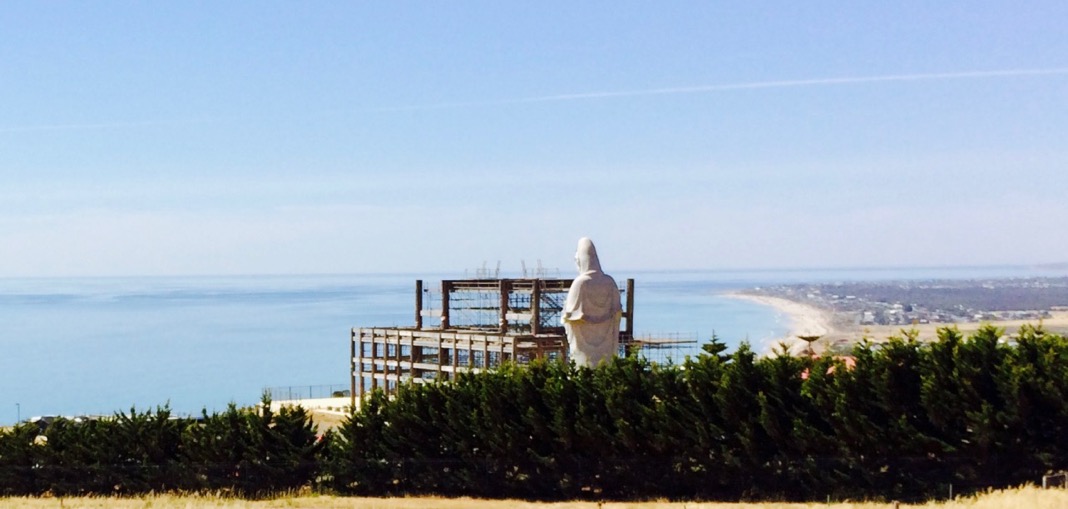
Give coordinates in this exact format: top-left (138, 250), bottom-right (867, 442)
top-left (0, 402), bottom-right (322, 496)
top-left (3, 325), bottom-right (1068, 501)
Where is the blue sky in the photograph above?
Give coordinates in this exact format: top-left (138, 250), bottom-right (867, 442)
top-left (2, 2), bottom-right (1067, 276)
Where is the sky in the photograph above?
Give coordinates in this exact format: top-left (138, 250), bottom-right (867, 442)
top-left (2, 2), bottom-right (1067, 277)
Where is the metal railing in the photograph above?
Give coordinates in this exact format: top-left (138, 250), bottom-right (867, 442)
top-left (263, 384), bottom-right (350, 401)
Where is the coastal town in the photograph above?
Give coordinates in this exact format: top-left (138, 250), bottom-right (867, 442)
top-left (738, 276), bottom-right (1068, 352)
top-left (746, 277), bottom-right (1068, 326)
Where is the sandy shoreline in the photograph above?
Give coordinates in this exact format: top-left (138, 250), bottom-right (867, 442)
top-left (725, 293), bottom-right (839, 355)
top-left (726, 292), bottom-right (1068, 356)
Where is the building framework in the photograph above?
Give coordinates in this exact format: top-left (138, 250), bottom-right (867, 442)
top-left (349, 277), bottom-right (693, 407)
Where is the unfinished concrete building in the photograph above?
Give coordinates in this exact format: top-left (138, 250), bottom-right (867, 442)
top-left (349, 277), bottom-right (693, 407)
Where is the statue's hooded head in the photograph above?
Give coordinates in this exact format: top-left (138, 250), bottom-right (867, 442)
top-left (575, 237), bottom-right (603, 275)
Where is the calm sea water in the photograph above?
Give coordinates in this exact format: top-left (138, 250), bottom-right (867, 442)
top-left (2, 266), bottom-right (1066, 424)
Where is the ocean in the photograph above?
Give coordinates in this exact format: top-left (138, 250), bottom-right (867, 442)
top-left (3, 266), bottom-right (1066, 425)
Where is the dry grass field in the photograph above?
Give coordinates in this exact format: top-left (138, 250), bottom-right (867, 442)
top-left (3, 486), bottom-right (1067, 509)
top-left (851, 311), bottom-right (1068, 344)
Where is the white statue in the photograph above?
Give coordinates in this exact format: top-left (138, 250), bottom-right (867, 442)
top-left (562, 237), bottom-right (622, 367)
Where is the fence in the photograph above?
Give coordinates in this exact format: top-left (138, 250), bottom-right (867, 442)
top-left (263, 384), bottom-right (351, 401)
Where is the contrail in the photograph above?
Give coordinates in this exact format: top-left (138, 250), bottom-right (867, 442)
top-left (5, 68), bottom-right (1067, 129)
top-left (518, 68), bottom-right (1068, 102)
top-left (376, 67), bottom-right (1068, 111)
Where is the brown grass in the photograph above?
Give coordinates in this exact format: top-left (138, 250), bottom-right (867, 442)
top-left (844, 311), bottom-right (1068, 345)
top-left (308, 409), bottom-right (350, 432)
top-left (3, 486), bottom-right (1068, 508)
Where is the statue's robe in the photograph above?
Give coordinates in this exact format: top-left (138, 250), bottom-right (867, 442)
top-left (562, 238), bottom-right (622, 367)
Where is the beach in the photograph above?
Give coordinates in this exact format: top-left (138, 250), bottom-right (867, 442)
top-left (726, 293), bottom-right (841, 355)
top-left (727, 293), bottom-right (1068, 356)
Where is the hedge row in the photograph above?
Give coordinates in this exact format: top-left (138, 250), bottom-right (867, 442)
top-left (0, 401), bottom-right (323, 496)
top-left (327, 325), bottom-right (1068, 501)
top-left (4, 325), bottom-right (1068, 501)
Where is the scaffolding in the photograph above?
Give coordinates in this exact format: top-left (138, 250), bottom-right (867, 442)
top-left (430, 278), bottom-right (580, 334)
top-left (349, 277), bottom-right (694, 407)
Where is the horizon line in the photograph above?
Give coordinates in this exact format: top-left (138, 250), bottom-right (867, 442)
top-left (2, 262), bottom-right (1066, 280)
